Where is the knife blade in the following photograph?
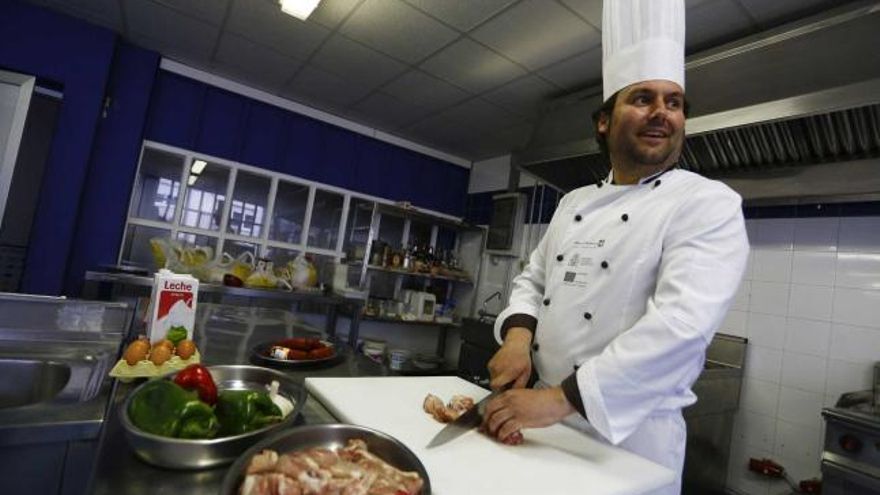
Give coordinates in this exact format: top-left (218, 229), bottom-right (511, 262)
top-left (425, 391), bottom-right (496, 449)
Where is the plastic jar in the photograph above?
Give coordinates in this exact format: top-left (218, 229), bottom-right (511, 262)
top-left (388, 349), bottom-right (411, 371)
top-left (362, 339), bottom-right (387, 364)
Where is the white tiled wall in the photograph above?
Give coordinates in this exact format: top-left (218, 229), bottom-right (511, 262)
top-left (724, 216), bottom-right (880, 494)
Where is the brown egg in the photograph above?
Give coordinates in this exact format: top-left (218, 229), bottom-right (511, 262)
top-left (152, 339), bottom-right (174, 353)
top-left (124, 339), bottom-right (150, 366)
top-left (150, 345), bottom-right (172, 366)
top-left (176, 340), bottom-right (196, 360)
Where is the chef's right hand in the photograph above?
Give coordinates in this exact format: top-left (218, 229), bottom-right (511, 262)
top-left (487, 327), bottom-right (532, 391)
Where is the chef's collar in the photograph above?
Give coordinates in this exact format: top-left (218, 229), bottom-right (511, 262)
top-left (603, 166), bottom-right (674, 186)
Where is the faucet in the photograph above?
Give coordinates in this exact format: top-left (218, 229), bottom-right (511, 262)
top-left (478, 291), bottom-right (502, 321)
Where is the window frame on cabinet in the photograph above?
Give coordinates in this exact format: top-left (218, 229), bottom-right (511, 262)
top-left (118, 141), bottom-right (463, 276)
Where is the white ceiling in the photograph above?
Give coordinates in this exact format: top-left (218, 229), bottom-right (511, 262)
top-left (25, 0), bottom-right (859, 161)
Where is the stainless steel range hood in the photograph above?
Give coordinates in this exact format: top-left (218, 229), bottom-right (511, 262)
top-left (517, 1), bottom-right (880, 204)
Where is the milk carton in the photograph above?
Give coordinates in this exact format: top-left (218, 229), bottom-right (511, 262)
top-left (148, 269), bottom-right (198, 344)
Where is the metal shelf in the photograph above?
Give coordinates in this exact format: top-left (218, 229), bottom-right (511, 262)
top-left (360, 315), bottom-right (461, 328)
top-left (349, 262), bottom-right (473, 284)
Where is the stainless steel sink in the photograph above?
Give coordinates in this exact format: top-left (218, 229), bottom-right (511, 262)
top-left (0, 332), bottom-right (120, 446)
top-left (0, 359), bottom-right (71, 409)
top-left (0, 294), bottom-right (130, 495)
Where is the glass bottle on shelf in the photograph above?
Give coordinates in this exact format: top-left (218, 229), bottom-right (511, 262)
top-left (382, 243), bottom-right (392, 268)
top-left (370, 240), bottom-right (384, 266)
top-left (402, 245), bottom-right (412, 271)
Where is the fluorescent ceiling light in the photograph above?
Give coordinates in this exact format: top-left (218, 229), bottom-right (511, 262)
top-left (191, 159), bottom-right (207, 175)
top-left (279, 0), bottom-right (321, 20)
top-left (187, 174), bottom-right (198, 186)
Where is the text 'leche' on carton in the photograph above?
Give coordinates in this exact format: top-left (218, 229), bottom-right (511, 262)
top-left (148, 269), bottom-right (198, 344)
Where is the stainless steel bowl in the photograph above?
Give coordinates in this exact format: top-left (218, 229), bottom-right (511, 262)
top-left (220, 424), bottom-right (432, 494)
top-left (120, 365), bottom-right (307, 470)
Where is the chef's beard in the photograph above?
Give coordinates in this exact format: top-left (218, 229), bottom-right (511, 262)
top-left (615, 132), bottom-right (683, 167)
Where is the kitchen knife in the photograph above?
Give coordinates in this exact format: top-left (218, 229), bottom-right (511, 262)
top-left (425, 391), bottom-right (496, 449)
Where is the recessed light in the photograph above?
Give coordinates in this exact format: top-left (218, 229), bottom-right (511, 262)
top-left (191, 159), bottom-right (207, 175)
top-left (279, 0), bottom-right (321, 21)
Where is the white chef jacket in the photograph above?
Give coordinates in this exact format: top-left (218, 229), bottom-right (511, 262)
top-left (493, 168), bottom-right (748, 490)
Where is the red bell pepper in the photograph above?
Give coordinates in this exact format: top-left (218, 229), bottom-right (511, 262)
top-left (173, 364), bottom-right (218, 406)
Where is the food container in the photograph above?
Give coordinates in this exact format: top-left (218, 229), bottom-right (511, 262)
top-left (388, 348), bottom-right (411, 370)
top-left (219, 424), bottom-right (431, 495)
top-left (362, 339), bottom-right (387, 364)
top-left (412, 353), bottom-right (444, 371)
top-left (120, 365), bottom-right (307, 469)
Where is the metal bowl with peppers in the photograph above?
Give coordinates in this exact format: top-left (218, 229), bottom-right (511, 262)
top-left (120, 364), bottom-right (307, 469)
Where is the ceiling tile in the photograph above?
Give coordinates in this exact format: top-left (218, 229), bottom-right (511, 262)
top-left (481, 75), bottom-right (558, 118)
top-left (339, 0), bottom-right (459, 63)
top-left (284, 65), bottom-right (373, 109)
top-left (124, 1), bottom-right (218, 65)
top-left (227, 0), bottom-right (329, 61)
top-left (349, 92), bottom-right (433, 130)
top-left (408, 98), bottom-right (522, 139)
top-left (558, 0), bottom-right (602, 28)
top-left (464, 121), bottom-right (536, 160)
top-left (470, 0), bottom-right (600, 71)
top-left (420, 37), bottom-right (526, 94)
top-left (310, 0), bottom-right (363, 30)
top-left (143, 0), bottom-right (230, 26)
top-left (213, 33), bottom-right (303, 91)
top-left (686, 0), bottom-right (755, 53)
top-left (403, 0), bottom-right (517, 32)
top-left (310, 34), bottom-right (408, 88)
top-left (381, 69), bottom-right (470, 113)
top-left (536, 46), bottom-right (602, 91)
top-left (41, 0), bottom-right (123, 32)
top-left (737, 0), bottom-right (845, 27)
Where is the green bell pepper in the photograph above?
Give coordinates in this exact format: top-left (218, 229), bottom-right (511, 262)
top-left (128, 380), bottom-right (219, 439)
top-left (166, 325), bottom-right (188, 346)
top-left (215, 390), bottom-right (283, 436)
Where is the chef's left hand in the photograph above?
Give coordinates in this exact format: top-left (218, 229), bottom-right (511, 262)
top-left (482, 387), bottom-right (575, 442)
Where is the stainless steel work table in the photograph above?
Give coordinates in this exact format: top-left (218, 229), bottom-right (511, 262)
top-left (87, 303), bottom-right (387, 495)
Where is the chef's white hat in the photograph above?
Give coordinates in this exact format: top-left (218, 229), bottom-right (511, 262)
top-left (602, 0), bottom-right (686, 101)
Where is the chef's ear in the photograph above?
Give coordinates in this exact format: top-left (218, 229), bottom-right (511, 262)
top-left (597, 112), bottom-right (610, 135)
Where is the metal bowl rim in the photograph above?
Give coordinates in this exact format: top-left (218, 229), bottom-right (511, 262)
top-left (220, 423), bottom-right (432, 494)
top-left (120, 364), bottom-right (307, 446)
top-left (250, 341), bottom-right (338, 366)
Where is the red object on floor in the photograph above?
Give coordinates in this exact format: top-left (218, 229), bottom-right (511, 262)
top-left (748, 457), bottom-right (785, 478)
top-left (799, 478), bottom-right (822, 493)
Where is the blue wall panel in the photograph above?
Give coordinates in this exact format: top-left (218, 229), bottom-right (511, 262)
top-left (389, 148), bottom-right (418, 203)
top-left (65, 42), bottom-right (160, 294)
top-left (143, 70), bottom-right (470, 217)
top-left (240, 102), bottom-right (287, 170)
top-left (0, 0), bottom-right (117, 295)
top-left (319, 125), bottom-right (356, 190)
top-left (195, 87), bottom-right (247, 160)
top-left (144, 72), bottom-right (205, 149)
top-left (353, 136), bottom-right (389, 198)
top-left (282, 113), bottom-right (323, 180)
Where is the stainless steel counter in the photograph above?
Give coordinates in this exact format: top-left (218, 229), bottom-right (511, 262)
top-left (88, 303), bottom-right (388, 495)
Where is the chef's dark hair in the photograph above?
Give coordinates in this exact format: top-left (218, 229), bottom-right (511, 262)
top-left (591, 91), bottom-right (690, 156)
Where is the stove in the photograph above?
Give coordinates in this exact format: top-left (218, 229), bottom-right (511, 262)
top-left (822, 390), bottom-right (880, 494)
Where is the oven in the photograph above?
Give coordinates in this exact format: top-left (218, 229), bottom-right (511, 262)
top-left (821, 394), bottom-right (880, 495)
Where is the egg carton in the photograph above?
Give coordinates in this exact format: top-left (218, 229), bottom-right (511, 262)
top-left (108, 351), bottom-right (201, 382)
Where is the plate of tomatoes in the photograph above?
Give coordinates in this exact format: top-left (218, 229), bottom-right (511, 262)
top-left (251, 337), bottom-right (340, 368)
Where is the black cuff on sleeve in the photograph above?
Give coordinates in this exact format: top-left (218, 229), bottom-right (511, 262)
top-left (561, 372), bottom-right (587, 418)
top-left (500, 313), bottom-right (537, 340)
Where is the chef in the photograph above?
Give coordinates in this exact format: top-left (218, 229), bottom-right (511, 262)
top-left (482, 0), bottom-right (749, 493)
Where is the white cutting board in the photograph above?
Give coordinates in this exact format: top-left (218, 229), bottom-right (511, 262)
top-left (306, 376), bottom-right (674, 495)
